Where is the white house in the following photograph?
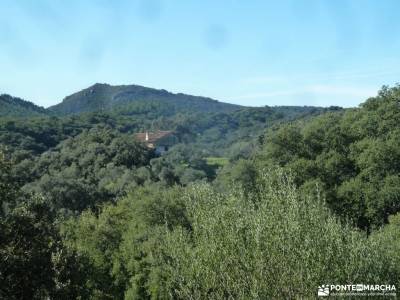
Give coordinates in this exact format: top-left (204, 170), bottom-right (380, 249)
top-left (134, 130), bottom-right (176, 155)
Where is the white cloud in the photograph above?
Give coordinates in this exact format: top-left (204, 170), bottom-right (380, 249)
top-left (232, 90), bottom-right (300, 100)
top-left (230, 84), bottom-right (377, 106)
top-left (241, 67), bottom-right (400, 87)
top-left (306, 84), bottom-right (377, 97)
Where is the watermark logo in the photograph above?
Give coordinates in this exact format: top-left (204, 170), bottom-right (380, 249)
top-left (317, 285), bottom-right (330, 297)
top-left (317, 284), bottom-right (396, 297)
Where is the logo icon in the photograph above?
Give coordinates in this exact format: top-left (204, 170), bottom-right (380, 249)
top-left (356, 284), bottom-right (364, 291)
top-left (318, 285), bottom-right (330, 297)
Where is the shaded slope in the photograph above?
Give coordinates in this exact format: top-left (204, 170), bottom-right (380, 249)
top-left (0, 94), bottom-right (48, 117)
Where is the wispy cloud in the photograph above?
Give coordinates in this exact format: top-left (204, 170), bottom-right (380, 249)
top-left (230, 84), bottom-right (377, 102)
top-left (307, 84), bottom-right (376, 97)
top-left (235, 66), bottom-right (398, 106)
top-left (241, 67), bottom-right (400, 86)
top-left (232, 90), bottom-right (300, 100)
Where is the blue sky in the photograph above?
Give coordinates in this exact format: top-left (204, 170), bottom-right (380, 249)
top-left (1, 0), bottom-right (400, 108)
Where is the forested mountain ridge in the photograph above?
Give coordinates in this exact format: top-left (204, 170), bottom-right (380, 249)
top-left (0, 86), bottom-right (336, 220)
top-left (0, 83), bottom-right (337, 162)
top-left (0, 94), bottom-right (48, 117)
top-left (48, 83), bottom-right (241, 115)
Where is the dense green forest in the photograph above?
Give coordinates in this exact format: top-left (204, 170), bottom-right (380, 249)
top-left (0, 94), bottom-right (48, 117)
top-left (1, 84), bottom-right (399, 299)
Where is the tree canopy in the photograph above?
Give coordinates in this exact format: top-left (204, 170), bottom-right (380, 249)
top-left (1, 85), bottom-right (399, 299)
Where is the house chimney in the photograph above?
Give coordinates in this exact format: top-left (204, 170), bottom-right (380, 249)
top-left (145, 131), bottom-right (149, 141)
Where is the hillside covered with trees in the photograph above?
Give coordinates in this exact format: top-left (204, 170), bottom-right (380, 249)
top-left (255, 85), bottom-right (400, 231)
top-left (48, 83), bottom-right (240, 115)
top-left (1, 84), bottom-right (399, 299)
top-left (0, 94), bottom-right (48, 117)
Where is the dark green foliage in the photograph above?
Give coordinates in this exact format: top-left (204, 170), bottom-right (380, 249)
top-left (157, 170), bottom-right (399, 299)
top-left (0, 116), bottom-right (91, 163)
top-left (0, 155), bottom-right (91, 299)
top-left (169, 105), bottom-right (332, 157)
top-left (0, 197), bottom-right (92, 300)
top-left (1, 90), bottom-right (331, 163)
top-left (214, 158), bottom-right (258, 194)
top-left (22, 127), bottom-right (153, 213)
top-left (0, 197), bottom-right (58, 299)
top-left (62, 170), bottom-right (400, 299)
top-left (0, 94), bottom-right (48, 117)
top-left (370, 213), bottom-right (400, 278)
top-left (2, 83), bottom-right (399, 299)
top-left (0, 92), bottom-right (328, 211)
top-left (0, 151), bottom-right (20, 216)
top-left (62, 186), bottom-right (189, 299)
top-left (257, 85), bottom-right (400, 230)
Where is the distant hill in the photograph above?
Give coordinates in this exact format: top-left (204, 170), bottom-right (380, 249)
top-left (0, 94), bottom-right (48, 117)
top-left (1, 84), bottom-right (340, 159)
top-left (48, 83), bottom-right (240, 115)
